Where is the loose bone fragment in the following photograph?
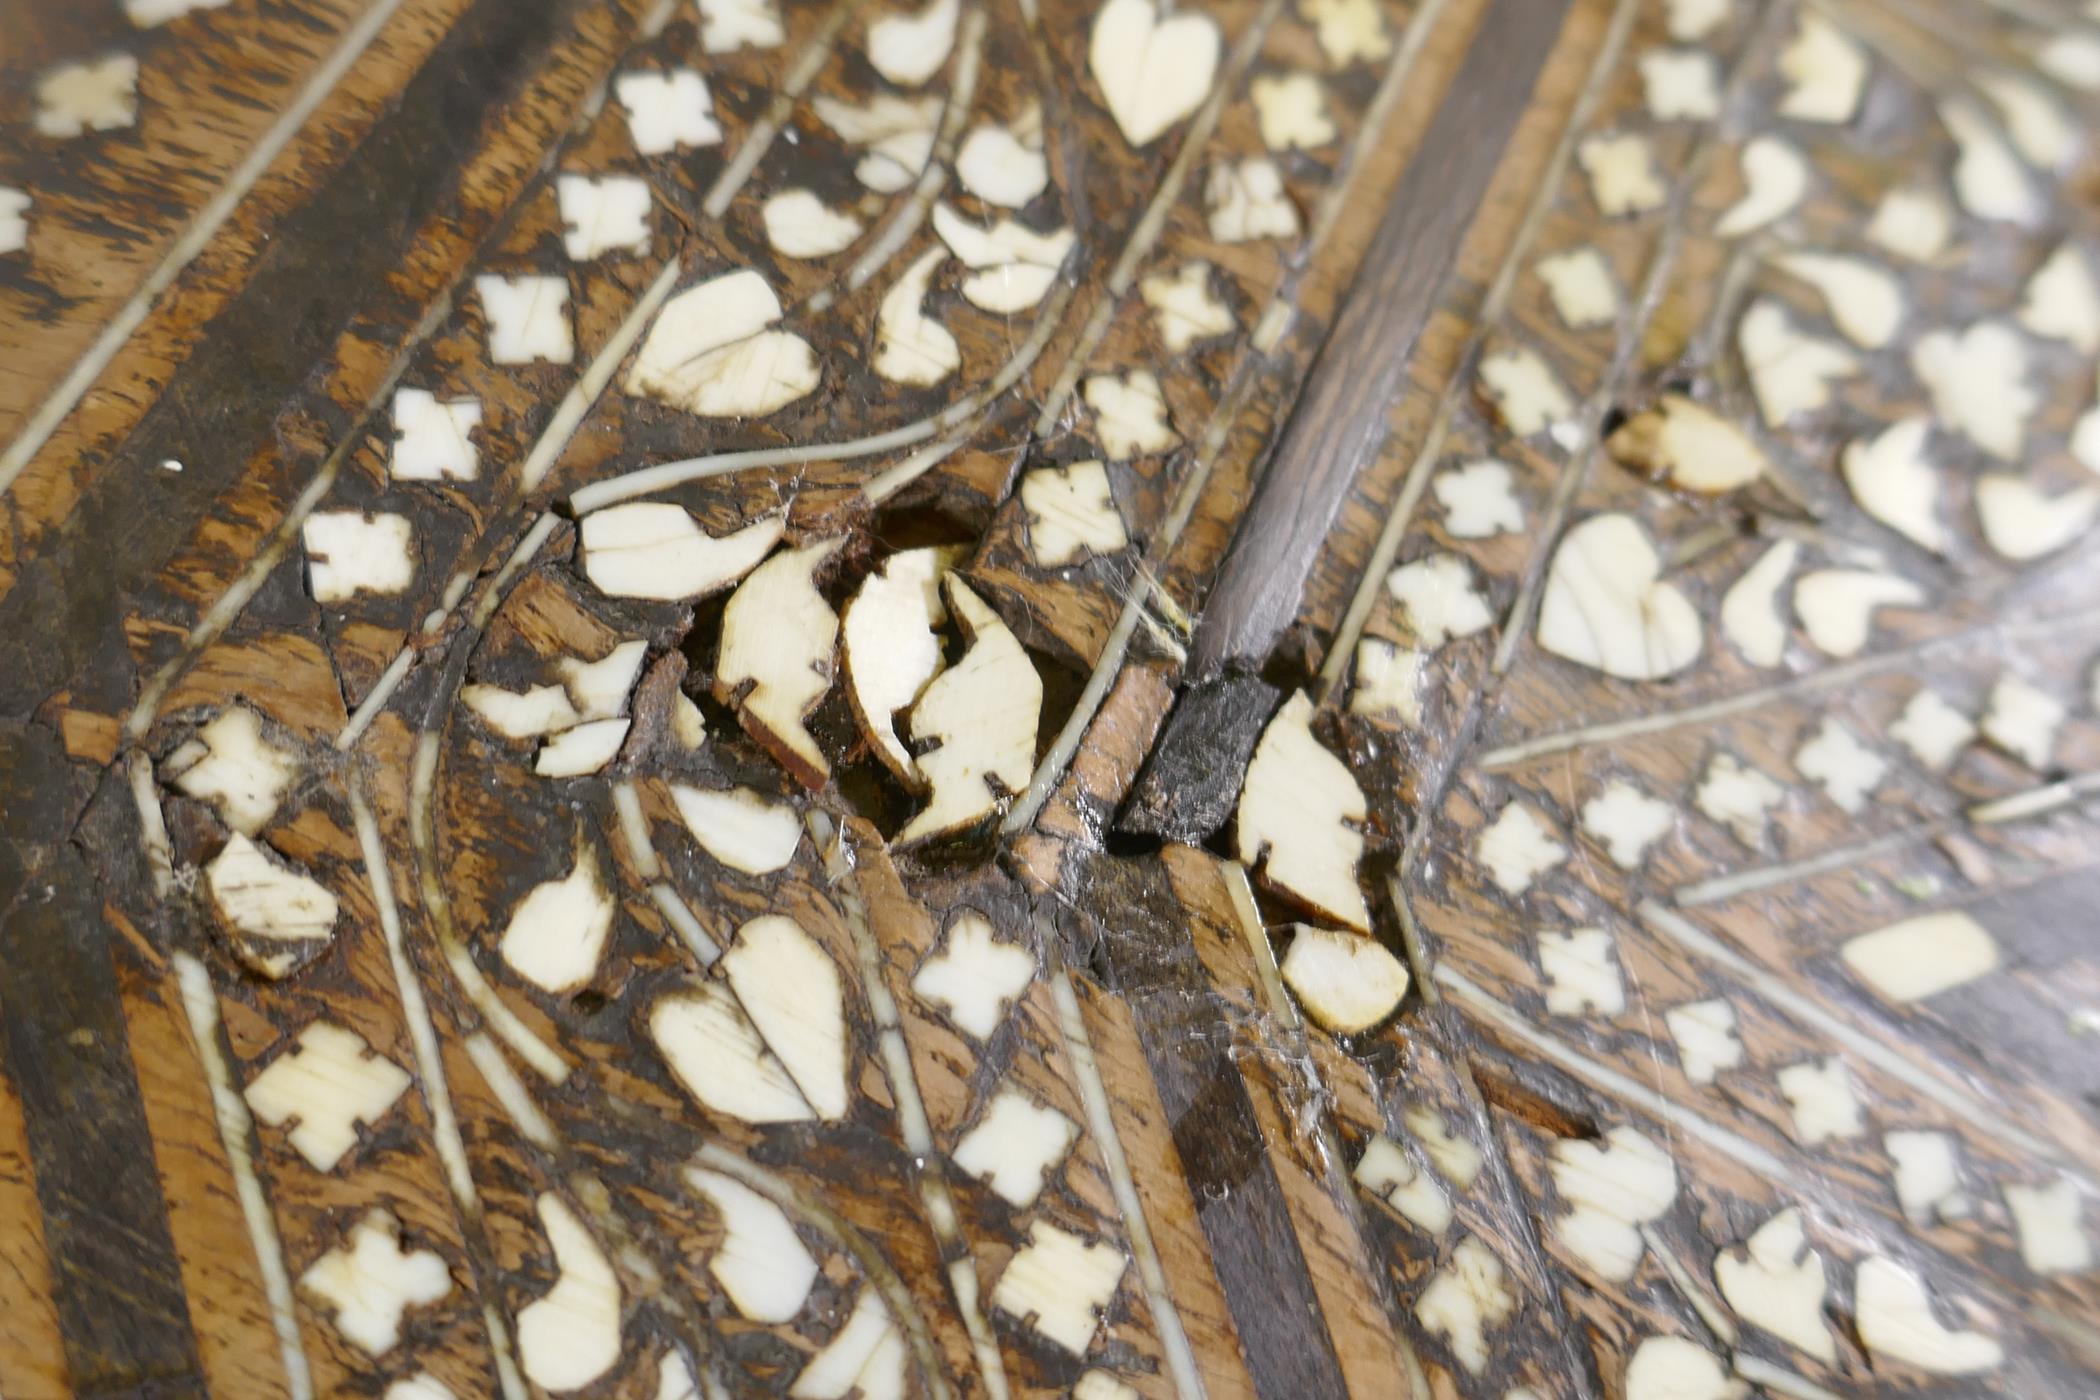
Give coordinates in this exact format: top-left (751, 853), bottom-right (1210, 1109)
top-left (716, 538), bottom-right (845, 788)
top-left (843, 548), bottom-right (954, 783)
top-left (581, 504), bottom-right (783, 601)
top-left (1235, 692), bottom-right (1370, 931)
top-left (897, 580), bottom-right (1041, 844)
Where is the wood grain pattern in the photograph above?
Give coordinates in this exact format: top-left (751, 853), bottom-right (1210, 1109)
top-left (4, 0), bottom-right (2099, 1394)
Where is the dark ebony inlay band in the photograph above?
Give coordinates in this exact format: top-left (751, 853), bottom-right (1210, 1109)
top-left (1188, 0), bottom-right (1573, 677)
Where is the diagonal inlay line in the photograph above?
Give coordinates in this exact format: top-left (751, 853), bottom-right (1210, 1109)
top-left (1078, 852), bottom-right (1355, 1400)
top-left (0, 0), bottom-right (605, 719)
top-left (0, 0), bottom-right (411, 500)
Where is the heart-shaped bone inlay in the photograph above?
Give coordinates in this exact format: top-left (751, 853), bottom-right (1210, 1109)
top-left (626, 270), bottom-right (818, 417)
top-left (1089, 0), bottom-right (1221, 148)
top-left (1537, 514), bottom-right (1702, 680)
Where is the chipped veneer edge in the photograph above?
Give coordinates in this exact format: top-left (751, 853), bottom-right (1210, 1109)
top-left (807, 814), bottom-right (1013, 1400)
top-left (1636, 900), bottom-right (2087, 1184)
top-left (171, 952), bottom-right (316, 1400)
top-left (1003, 0), bottom-right (1453, 835)
top-left (861, 430), bottom-right (967, 503)
top-left (1221, 861), bottom-right (1433, 1387)
top-left (1316, 0), bottom-right (1644, 701)
top-left (1045, 962), bottom-right (1208, 1400)
top-left (350, 779), bottom-right (534, 1400)
top-left (0, 0), bottom-right (415, 498)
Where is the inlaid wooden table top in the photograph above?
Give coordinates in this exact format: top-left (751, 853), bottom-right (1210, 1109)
top-left (3, 0), bottom-right (2099, 1395)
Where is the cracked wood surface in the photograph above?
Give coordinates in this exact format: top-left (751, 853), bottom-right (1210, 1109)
top-left (3, 0), bottom-right (2100, 1397)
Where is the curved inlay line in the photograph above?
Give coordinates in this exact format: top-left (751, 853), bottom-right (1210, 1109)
top-left (348, 780), bottom-right (533, 1400)
top-left (812, 815), bottom-right (1015, 1400)
top-left (408, 731), bottom-right (572, 1083)
top-left (170, 953), bottom-right (316, 1400)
